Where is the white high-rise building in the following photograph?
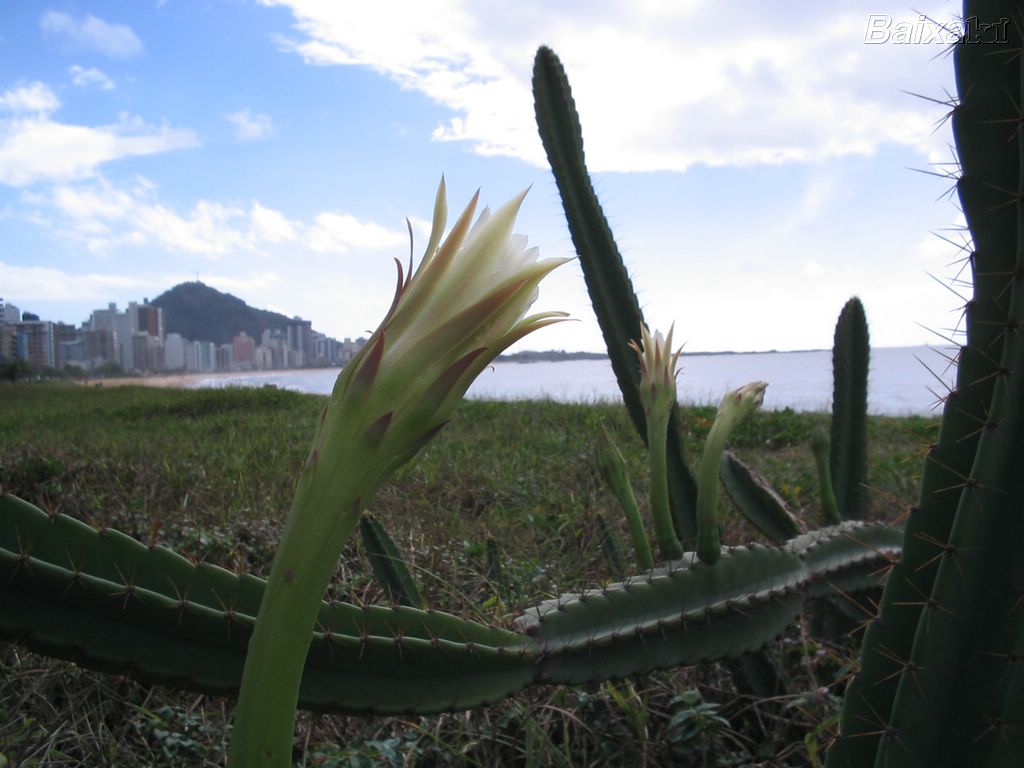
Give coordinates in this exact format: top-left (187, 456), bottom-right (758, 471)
top-left (164, 333), bottom-right (187, 370)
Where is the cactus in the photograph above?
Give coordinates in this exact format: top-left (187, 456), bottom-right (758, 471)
top-left (810, 426), bottom-right (842, 526)
top-left (359, 511), bottom-right (425, 608)
top-left (719, 451), bottom-right (801, 543)
top-left (596, 422), bottom-right (655, 570)
top-left (533, 45), bottom-right (698, 547)
top-left (18, 28), bottom-right (1019, 762)
top-left (830, 297), bottom-right (869, 519)
top-left (0, 493), bottom-right (534, 715)
top-left (827, 3), bottom-right (1024, 766)
top-left (1, 489), bottom-right (899, 714)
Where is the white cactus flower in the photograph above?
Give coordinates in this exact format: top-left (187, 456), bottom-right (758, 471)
top-left (629, 323), bottom-right (683, 417)
top-left (323, 178), bottom-right (571, 487)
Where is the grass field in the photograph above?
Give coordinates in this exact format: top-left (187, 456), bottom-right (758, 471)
top-left (0, 383), bottom-right (937, 766)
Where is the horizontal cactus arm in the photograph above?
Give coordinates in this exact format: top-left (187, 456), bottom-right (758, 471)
top-left (787, 522), bottom-right (903, 599)
top-left (1, 500), bottom-right (903, 716)
top-left (516, 530), bottom-right (901, 685)
top-left (0, 493), bottom-right (536, 715)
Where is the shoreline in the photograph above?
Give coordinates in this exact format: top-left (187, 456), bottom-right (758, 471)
top-left (83, 369), bottom-right (329, 390)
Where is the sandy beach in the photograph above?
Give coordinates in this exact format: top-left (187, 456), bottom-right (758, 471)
top-left (84, 370), bottom-right (264, 390)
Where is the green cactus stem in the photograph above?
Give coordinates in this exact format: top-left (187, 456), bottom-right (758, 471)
top-left (0, 493), bottom-right (535, 715)
top-left (828, 5), bottom-right (1024, 764)
top-left (696, 383), bottom-right (767, 564)
top-left (533, 45), bottom-right (699, 547)
top-left (520, 523), bottom-right (900, 684)
top-left (2, 492), bottom-right (902, 721)
top-left (830, 297), bottom-right (869, 520)
top-left (810, 426), bottom-right (842, 526)
top-left (596, 423), bottom-right (655, 570)
top-left (595, 513), bottom-right (627, 580)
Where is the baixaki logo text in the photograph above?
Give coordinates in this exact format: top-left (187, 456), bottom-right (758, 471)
top-left (864, 15), bottom-right (1009, 45)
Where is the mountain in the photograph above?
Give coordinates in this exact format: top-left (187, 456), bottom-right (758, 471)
top-left (151, 282), bottom-right (295, 345)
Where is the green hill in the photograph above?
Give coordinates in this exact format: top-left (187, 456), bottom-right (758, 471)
top-left (151, 282), bottom-right (295, 345)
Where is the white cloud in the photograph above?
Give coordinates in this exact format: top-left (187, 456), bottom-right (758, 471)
top-left (225, 109), bottom-right (275, 141)
top-left (0, 261), bottom-right (155, 302)
top-left (250, 201), bottom-right (296, 242)
top-left (28, 176), bottom-right (404, 259)
top-left (0, 112), bottom-right (197, 187)
top-left (260, 1), bottom-right (953, 171)
top-left (40, 11), bottom-right (144, 59)
top-left (307, 211), bottom-right (408, 253)
top-left (0, 262), bottom-right (281, 304)
top-left (69, 65), bottom-right (116, 91)
top-left (44, 179), bottom-right (252, 256)
top-left (0, 82), bottom-right (60, 114)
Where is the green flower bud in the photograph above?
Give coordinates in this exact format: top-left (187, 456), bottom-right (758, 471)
top-left (697, 381), bottom-right (769, 564)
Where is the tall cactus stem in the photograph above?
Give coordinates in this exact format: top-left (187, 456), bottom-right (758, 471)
top-left (828, 4), bottom-right (1024, 765)
top-left (532, 46), bottom-right (699, 547)
top-left (830, 297), bottom-right (869, 519)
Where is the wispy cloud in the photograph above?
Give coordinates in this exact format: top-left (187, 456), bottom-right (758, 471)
top-left (0, 82), bottom-right (60, 114)
top-left (69, 65), bottom-right (116, 91)
top-left (40, 11), bottom-right (144, 59)
top-left (261, 0), bottom-right (951, 171)
top-left (0, 111), bottom-right (198, 187)
top-left (225, 109), bottom-right (275, 141)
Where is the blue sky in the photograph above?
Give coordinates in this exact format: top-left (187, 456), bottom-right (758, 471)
top-left (1, 1), bottom-right (967, 353)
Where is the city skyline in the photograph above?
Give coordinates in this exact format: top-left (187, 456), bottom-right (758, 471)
top-left (0, 287), bottom-right (366, 374)
top-left (2, 2), bottom-right (968, 354)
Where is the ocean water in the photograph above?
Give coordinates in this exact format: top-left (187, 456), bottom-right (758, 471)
top-left (193, 345), bottom-right (957, 416)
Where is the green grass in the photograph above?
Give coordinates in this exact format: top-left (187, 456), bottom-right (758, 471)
top-left (0, 382), bottom-right (935, 766)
